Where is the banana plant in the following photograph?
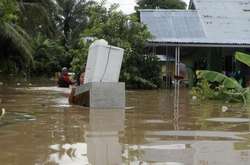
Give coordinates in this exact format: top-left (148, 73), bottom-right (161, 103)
top-left (194, 70), bottom-right (250, 104)
top-left (196, 70), bottom-right (242, 90)
top-left (193, 52), bottom-right (250, 104)
top-left (235, 51), bottom-right (250, 67)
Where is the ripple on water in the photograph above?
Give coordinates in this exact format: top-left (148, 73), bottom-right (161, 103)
top-left (206, 118), bottom-right (250, 123)
top-left (26, 86), bottom-right (70, 94)
top-left (0, 111), bottom-right (36, 125)
top-left (145, 130), bottom-right (247, 140)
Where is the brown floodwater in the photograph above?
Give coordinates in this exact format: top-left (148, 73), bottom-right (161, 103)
top-left (0, 84), bottom-right (250, 165)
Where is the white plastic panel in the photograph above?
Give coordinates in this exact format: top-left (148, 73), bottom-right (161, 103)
top-left (84, 40), bottom-right (124, 83)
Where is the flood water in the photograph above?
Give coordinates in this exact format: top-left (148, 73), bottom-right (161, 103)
top-left (0, 84), bottom-right (250, 165)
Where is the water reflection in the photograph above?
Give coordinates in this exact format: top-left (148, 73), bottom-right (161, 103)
top-left (87, 109), bottom-right (125, 165)
top-left (47, 143), bottom-right (88, 165)
top-left (45, 109), bottom-right (125, 165)
top-left (174, 81), bottom-right (180, 130)
top-left (1, 85), bottom-right (250, 164)
top-left (125, 140), bottom-right (250, 165)
top-left (122, 85), bottom-right (250, 164)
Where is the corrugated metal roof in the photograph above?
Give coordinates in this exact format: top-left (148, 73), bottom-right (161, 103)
top-left (193, 0), bottom-right (250, 41)
top-left (140, 9), bottom-right (206, 42)
top-left (140, 0), bottom-right (250, 46)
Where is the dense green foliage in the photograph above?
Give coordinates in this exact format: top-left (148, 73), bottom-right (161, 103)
top-left (192, 52), bottom-right (250, 104)
top-left (0, 0), bottom-right (33, 74)
top-left (192, 70), bottom-right (250, 104)
top-left (70, 39), bottom-right (89, 75)
top-left (52, 0), bottom-right (94, 48)
top-left (18, 0), bottom-right (57, 38)
top-left (0, 0), bottom-right (162, 88)
top-left (32, 34), bottom-right (69, 76)
top-left (76, 4), bottom-right (161, 88)
top-left (136, 0), bottom-right (187, 9)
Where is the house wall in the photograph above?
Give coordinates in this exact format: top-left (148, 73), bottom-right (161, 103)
top-left (146, 45), bottom-right (250, 88)
top-left (159, 62), bottom-right (175, 88)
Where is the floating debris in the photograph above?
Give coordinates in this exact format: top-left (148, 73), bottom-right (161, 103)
top-left (0, 82), bottom-right (3, 86)
top-left (221, 106), bottom-right (229, 112)
top-left (125, 106), bottom-right (135, 110)
top-left (28, 83), bottom-right (32, 86)
top-left (17, 83), bottom-right (21, 86)
top-left (0, 108), bottom-right (6, 119)
top-left (192, 96), bottom-right (197, 100)
top-left (14, 112), bottom-right (36, 121)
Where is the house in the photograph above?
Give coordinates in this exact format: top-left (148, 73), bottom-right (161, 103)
top-left (140, 0), bottom-right (250, 87)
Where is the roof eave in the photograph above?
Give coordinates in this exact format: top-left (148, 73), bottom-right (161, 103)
top-left (146, 41), bottom-right (250, 48)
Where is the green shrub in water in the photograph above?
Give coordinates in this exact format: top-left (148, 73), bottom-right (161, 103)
top-left (192, 70), bottom-right (250, 104)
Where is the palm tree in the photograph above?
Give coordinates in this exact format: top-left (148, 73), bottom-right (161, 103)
top-left (54, 0), bottom-right (96, 48)
top-left (17, 0), bottom-right (58, 38)
top-left (0, 0), bottom-right (33, 73)
top-left (18, 0), bottom-right (95, 47)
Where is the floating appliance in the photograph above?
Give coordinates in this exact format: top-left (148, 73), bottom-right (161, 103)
top-left (84, 39), bottom-right (124, 83)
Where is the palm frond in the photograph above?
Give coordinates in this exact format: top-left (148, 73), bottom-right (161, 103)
top-left (0, 22), bottom-right (33, 65)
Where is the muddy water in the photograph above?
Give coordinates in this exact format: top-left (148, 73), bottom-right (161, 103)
top-left (0, 85), bottom-right (250, 165)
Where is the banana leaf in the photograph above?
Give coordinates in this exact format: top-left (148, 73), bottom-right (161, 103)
top-left (235, 51), bottom-right (250, 67)
top-left (196, 70), bottom-right (242, 90)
